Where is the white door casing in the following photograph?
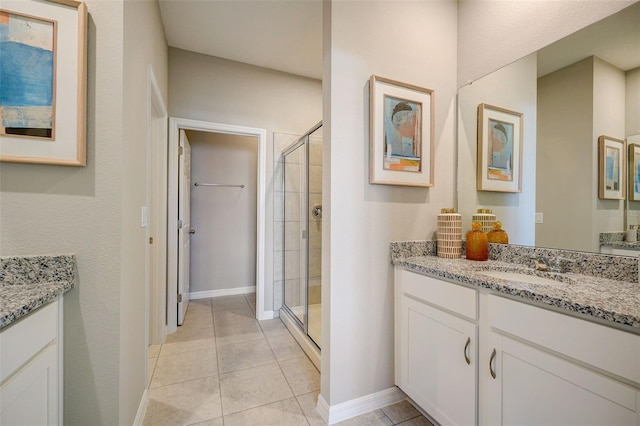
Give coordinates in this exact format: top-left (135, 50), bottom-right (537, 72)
top-left (177, 130), bottom-right (192, 325)
top-left (167, 117), bottom-right (268, 334)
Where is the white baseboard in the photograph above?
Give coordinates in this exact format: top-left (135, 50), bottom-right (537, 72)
top-left (258, 310), bottom-right (275, 320)
top-left (190, 286), bottom-right (256, 299)
top-left (133, 389), bottom-right (148, 426)
top-left (317, 387), bottom-right (406, 425)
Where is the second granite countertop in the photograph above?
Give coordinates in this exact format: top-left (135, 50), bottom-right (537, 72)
top-left (392, 255), bottom-right (640, 333)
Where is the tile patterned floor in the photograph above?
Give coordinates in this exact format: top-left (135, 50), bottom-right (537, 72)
top-left (144, 294), bottom-right (433, 426)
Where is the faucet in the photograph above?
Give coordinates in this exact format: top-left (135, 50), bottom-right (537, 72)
top-left (533, 256), bottom-right (574, 273)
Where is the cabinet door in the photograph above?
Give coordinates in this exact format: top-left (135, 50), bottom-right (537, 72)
top-left (485, 333), bottom-right (640, 426)
top-left (1, 343), bottom-right (59, 426)
top-left (397, 296), bottom-right (477, 426)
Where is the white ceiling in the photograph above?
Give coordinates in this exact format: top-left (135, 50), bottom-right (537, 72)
top-left (157, 1), bottom-right (638, 82)
top-left (158, 0), bottom-right (323, 80)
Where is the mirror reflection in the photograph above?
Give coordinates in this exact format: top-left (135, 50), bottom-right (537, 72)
top-left (457, 2), bottom-right (640, 254)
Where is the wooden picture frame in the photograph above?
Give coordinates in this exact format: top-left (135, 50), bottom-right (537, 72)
top-left (629, 142), bottom-right (640, 201)
top-left (598, 135), bottom-right (626, 200)
top-left (477, 103), bottom-right (523, 192)
top-left (369, 75), bottom-right (434, 187)
top-left (0, 0), bottom-right (87, 166)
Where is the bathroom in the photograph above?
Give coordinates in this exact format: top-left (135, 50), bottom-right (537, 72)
top-left (0, 0), bottom-right (638, 424)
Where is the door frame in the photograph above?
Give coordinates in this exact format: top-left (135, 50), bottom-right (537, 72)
top-left (167, 117), bottom-right (268, 333)
top-left (146, 65), bottom-right (168, 347)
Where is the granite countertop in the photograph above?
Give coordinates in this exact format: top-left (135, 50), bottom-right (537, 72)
top-left (392, 254), bottom-right (640, 333)
top-left (0, 255), bottom-right (76, 329)
top-left (601, 241), bottom-right (640, 250)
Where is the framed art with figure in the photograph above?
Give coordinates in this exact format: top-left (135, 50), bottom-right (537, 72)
top-left (477, 103), bottom-right (523, 192)
top-left (598, 135), bottom-right (625, 200)
top-left (0, 0), bottom-right (87, 166)
top-left (369, 75), bottom-right (434, 187)
top-left (629, 141), bottom-right (640, 201)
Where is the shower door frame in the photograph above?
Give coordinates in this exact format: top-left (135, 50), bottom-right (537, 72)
top-left (281, 121), bottom-right (322, 349)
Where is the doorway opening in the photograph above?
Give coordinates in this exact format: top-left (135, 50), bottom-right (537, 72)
top-left (167, 118), bottom-right (268, 334)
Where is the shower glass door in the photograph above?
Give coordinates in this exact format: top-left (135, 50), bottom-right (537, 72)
top-left (283, 139), bottom-right (308, 329)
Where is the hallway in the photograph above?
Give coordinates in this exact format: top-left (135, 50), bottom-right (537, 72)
top-left (143, 294), bottom-right (432, 425)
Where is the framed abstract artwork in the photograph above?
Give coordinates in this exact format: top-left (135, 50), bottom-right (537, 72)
top-left (0, 0), bottom-right (87, 166)
top-left (477, 103), bottom-right (523, 192)
top-left (598, 135), bottom-right (625, 200)
top-left (629, 142), bottom-right (640, 201)
top-left (369, 75), bottom-right (434, 187)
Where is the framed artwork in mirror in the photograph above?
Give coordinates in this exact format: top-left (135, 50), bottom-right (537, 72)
top-left (369, 75), bottom-right (434, 187)
top-left (598, 135), bottom-right (625, 200)
top-left (477, 103), bottom-right (523, 192)
top-left (0, 0), bottom-right (87, 166)
top-left (628, 143), bottom-right (640, 201)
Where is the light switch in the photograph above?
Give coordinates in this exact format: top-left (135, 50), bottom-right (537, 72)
top-left (141, 206), bottom-right (148, 228)
top-left (535, 212), bottom-right (543, 224)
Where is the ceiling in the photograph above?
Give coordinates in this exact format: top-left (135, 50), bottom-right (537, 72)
top-left (158, 0), bottom-right (323, 80)
top-left (157, 1), bottom-right (638, 83)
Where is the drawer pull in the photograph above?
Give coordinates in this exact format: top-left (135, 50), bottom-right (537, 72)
top-left (489, 348), bottom-right (497, 379)
top-left (464, 337), bottom-right (471, 365)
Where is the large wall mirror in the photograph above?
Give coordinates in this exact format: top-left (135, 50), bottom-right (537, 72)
top-left (457, 2), bottom-right (640, 254)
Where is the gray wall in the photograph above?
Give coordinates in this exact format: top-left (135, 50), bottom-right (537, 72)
top-left (188, 132), bottom-right (258, 294)
top-left (0, 1), bottom-right (168, 423)
top-left (168, 48), bottom-right (322, 314)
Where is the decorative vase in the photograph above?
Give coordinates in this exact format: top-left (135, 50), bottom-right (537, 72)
top-left (437, 208), bottom-right (462, 259)
top-left (487, 221), bottom-right (509, 244)
top-left (466, 221), bottom-right (488, 261)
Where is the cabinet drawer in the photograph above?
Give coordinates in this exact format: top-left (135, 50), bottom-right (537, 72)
top-left (0, 300), bottom-right (58, 383)
top-left (397, 268), bottom-right (477, 320)
top-left (488, 295), bottom-right (640, 384)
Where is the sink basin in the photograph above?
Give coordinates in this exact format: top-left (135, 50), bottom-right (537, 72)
top-left (479, 270), bottom-right (571, 286)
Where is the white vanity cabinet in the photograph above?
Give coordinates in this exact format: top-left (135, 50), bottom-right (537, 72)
top-left (395, 267), bottom-right (640, 426)
top-left (0, 299), bottom-right (63, 425)
top-left (395, 269), bottom-right (478, 426)
top-left (483, 295), bottom-right (640, 426)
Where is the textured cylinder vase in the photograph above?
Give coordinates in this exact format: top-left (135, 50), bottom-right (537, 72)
top-left (437, 209), bottom-right (462, 259)
top-left (472, 208), bottom-right (496, 234)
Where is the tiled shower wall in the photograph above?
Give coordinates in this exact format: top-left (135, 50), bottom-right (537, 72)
top-left (308, 136), bottom-right (322, 305)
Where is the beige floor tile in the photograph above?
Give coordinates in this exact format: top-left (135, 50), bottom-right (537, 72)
top-left (334, 409), bottom-right (392, 426)
top-left (143, 376), bottom-right (222, 426)
top-left (187, 417), bottom-right (223, 426)
top-left (160, 327), bottom-right (215, 357)
top-left (213, 308), bottom-right (256, 327)
top-left (148, 357), bottom-right (158, 387)
top-left (215, 321), bottom-right (264, 346)
top-left (244, 293), bottom-right (257, 313)
top-left (296, 391), bottom-right (326, 426)
top-left (212, 295), bottom-right (250, 312)
top-left (149, 344), bottom-right (161, 358)
top-left (381, 400), bottom-right (421, 424)
top-left (258, 318), bottom-right (287, 333)
top-left (223, 397), bottom-right (308, 426)
top-left (217, 338), bottom-right (276, 373)
top-left (279, 356), bottom-right (320, 396)
top-left (219, 363), bottom-right (294, 415)
top-left (181, 312), bottom-right (214, 330)
top-left (264, 328), bottom-right (305, 361)
top-left (396, 416), bottom-right (436, 426)
top-left (151, 347), bottom-right (218, 388)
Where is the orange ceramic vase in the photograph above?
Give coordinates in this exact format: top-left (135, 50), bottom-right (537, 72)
top-left (487, 221), bottom-right (509, 244)
top-left (466, 221), bottom-right (488, 261)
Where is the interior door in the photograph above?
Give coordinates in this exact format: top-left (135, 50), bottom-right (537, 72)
top-left (177, 129), bottom-right (191, 325)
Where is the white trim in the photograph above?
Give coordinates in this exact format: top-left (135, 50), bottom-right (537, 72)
top-left (57, 297), bottom-right (64, 425)
top-left (317, 387), bottom-right (406, 425)
top-left (280, 308), bottom-right (320, 371)
top-left (168, 117), bottom-right (268, 332)
top-left (146, 65), bottom-right (169, 344)
top-left (190, 287), bottom-right (256, 299)
top-left (133, 389), bottom-right (149, 426)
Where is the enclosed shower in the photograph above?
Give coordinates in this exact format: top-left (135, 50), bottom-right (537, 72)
top-left (276, 122), bottom-right (322, 361)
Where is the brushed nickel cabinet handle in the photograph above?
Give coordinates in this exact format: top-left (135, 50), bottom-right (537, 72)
top-left (489, 348), bottom-right (497, 379)
top-left (464, 337), bottom-right (471, 365)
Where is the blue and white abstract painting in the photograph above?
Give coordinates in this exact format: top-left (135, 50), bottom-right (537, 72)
top-left (0, 10), bottom-right (55, 138)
